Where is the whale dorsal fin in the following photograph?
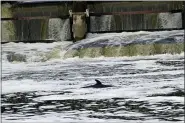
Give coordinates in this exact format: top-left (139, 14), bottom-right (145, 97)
top-left (95, 79), bottom-right (102, 85)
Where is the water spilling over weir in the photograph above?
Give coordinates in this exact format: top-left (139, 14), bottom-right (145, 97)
top-left (2, 30), bottom-right (184, 62)
top-left (48, 19), bottom-right (71, 41)
top-left (2, 11), bottom-right (183, 42)
top-left (1, 1), bottom-right (184, 42)
top-left (1, 2), bottom-right (184, 61)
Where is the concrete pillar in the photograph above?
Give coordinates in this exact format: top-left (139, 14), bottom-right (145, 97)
top-left (70, 1), bottom-right (88, 42)
top-left (72, 12), bottom-right (87, 42)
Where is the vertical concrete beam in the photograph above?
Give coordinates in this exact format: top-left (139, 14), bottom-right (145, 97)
top-left (70, 1), bottom-right (88, 42)
top-left (72, 13), bottom-right (87, 42)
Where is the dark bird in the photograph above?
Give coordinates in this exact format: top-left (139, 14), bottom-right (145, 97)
top-left (82, 79), bottom-right (113, 88)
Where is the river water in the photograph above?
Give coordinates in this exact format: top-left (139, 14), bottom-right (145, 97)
top-left (2, 31), bottom-right (184, 122)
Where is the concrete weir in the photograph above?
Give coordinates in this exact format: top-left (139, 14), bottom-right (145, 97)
top-left (1, 1), bottom-right (184, 42)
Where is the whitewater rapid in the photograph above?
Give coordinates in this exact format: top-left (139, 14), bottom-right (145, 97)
top-left (2, 53), bottom-right (184, 122)
top-left (2, 30), bottom-right (184, 122)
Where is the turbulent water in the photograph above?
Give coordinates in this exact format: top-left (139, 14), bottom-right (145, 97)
top-left (2, 31), bottom-right (184, 122)
top-left (65, 30), bottom-right (184, 50)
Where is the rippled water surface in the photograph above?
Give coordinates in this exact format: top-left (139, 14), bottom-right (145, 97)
top-left (2, 52), bottom-right (184, 122)
top-left (1, 30), bottom-right (184, 122)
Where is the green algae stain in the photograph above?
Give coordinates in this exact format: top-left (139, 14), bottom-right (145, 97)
top-left (41, 20), bottom-right (49, 39)
top-left (38, 48), bottom-right (61, 62)
top-left (2, 4), bottom-right (16, 41)
top-left (64, 43), bottom-right (184, 59)
top-left (2, 4), bottom-right (13, 18)
top-left (78, 47), bottom-right (103, 58)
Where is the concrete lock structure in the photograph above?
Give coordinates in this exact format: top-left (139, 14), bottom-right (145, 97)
top-left (69, 9), bottom-right (89, 42)
top-left (1, 1), bottom-right (184, 43)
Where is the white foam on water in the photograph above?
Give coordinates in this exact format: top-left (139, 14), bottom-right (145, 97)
top-left (2, 56), bottom-right (184, 122)
top-left (2, 30), bottom-right (184, 123)
top-left (2, 30), bottom-right (184, 63)
top-left (66, 30), bottom-right (184, 51)
top-left (2, 54), bottom-right (184, 102)
top-left (2, 41), bottom-right (72, 62)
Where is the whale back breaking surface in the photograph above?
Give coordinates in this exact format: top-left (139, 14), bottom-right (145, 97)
top-left (82, 79), bottom-right (113, 88)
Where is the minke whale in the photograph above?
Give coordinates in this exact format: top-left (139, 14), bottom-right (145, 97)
top-left (82, 79), bottom-right (113, 88)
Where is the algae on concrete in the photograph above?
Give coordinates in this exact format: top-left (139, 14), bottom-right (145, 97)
top-left (2, 3), bottom-right (16, 41)
top-left (2, 3), bottom-right (12, 18)
top-left (41, 20), bottom-right (49, 39)
top-left (88, 1), bottom-right (183, 13)
top-left (64, 43), bottom-right (184, 58)
top-left (37, 48), bottom-right (61, 62)
top-left (78, 47), bottom-right (103, 58)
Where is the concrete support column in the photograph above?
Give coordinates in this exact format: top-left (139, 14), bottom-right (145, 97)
top-left (69, 1), bottom-right (89, 42)
top-left (71, 12), bottom-right (88, 42)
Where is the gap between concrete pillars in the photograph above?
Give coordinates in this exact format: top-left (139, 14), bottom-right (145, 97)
top-left (69, 16), bottom-right (74, 41)
top-left (86, 16), bottom-right (90, 33)
top-left (182, 2), bottom-right (185, 29)
top-left (182, 12), bottom-right (184, 29)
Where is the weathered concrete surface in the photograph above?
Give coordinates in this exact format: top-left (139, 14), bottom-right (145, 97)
top-left (12, 3), bottom-right (72, 18)
top-left (72, 1), bottom-right (87, 12)
top-left (88, 1), bottom-right (183, 32)
top-left (1, 1), bottom-right (183, 42)
top-left (2, 2), bottom-right (72, 42)
top-left (87, 1), bottom-right (183, 13)
top-left (72, 13), bottom-right (87, 41)
top-left (1, 3), bottom-right (16, 42)
top-left (64, 43), bottom-right (184, 58)
top-left (90, 12), bottom-right (182, 32)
